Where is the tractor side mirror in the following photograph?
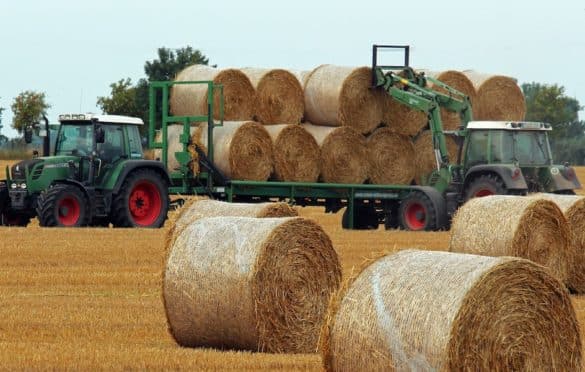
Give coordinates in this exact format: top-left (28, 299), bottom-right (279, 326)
top-left (24, 125), bottom-right (34, 144)
top-left (95, 126), bottom-right (105, 144)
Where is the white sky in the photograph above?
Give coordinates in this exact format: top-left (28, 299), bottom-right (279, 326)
top-left (1, 0), bottom-right (583, 138)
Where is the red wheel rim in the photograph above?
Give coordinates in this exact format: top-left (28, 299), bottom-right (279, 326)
top-left (405, 202), bottom-right (426, 230)
top-left (129, 181), bottom-right (162, 226)
top-left (58, 196), bottom-right (81, 226)
top-left (474, 189), bottom-right (494, 197)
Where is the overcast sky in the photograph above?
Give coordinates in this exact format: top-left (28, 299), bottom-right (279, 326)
top-left (1, 0), bottom-right (583, 137)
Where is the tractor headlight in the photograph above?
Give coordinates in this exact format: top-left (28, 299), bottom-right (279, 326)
top-left (10, 183), bottom-right (17, 189)
top-left (20, 183), bottom-right (27, 189)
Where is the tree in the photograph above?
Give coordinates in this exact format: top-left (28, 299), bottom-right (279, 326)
top-left (522, 82), bottom-right (585, 164)
top-left (97, 46), bottom-right (211, 134)
top-left (0, 99), bottom-right (4, 134)
top-left (97, 78), bottom-right (143, 118)
top-left (10, 91), bottom-right (50, 135)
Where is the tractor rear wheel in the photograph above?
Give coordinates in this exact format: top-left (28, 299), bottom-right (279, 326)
top-left (398, 191), bottom-right (439, 231)
top-left (464, 174), bottom-right (507, 202)
top-left (111, 169), bottom-right (169, 228)
top-left (37, 184), bottom-right (89, 227)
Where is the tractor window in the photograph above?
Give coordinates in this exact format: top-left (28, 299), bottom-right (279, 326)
top-left (514, 131), bottom-right (550, 165)
top-left (490, 130), bottom-right (515, 163)
top-left (127, 126), bottom-right (143, 159)
top-left (466, 130), bottom-right (488, 166)
top-left (55, 124), bottom-right (93, 156)
top-left (97, 125), bottom-right (125, 163)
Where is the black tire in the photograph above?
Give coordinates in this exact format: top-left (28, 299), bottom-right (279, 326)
top-left (111, 169), bottom-right (169, 228)
top-left (37, 184), bottom-right (89, 227)
top-left (554, 190), bottom-right (576, 195)
top-left (464, 174), bottom-right (507, 202)
top-left (1, 211), bottom-right (30, 227)
top-left (341, 204), bottom-right (378, 230)
top-left (398, 191), bottom-right (438, 231)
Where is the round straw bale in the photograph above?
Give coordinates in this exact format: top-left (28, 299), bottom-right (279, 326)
top-left (154, 124), bottom-right (199, 173)
top-left (366, 127), bottom-right (415, 184)
top-left (413, 130), bottom-right (459, 184)
top-left (304, 65), bottom-right (382, 134)
top-left (170, 65), bottom-right (256, 120)
top-left (321, 250), bottom-right (581, 371)
top-left (164, 216), bottom-right (342, 353)
top-left (197, 121), bottom-right (274, 181)
top-left (241, 68), bottom-right (304, 124)
top-left (530, 193), bottom-right (585, 293)
top-left (289, 69), bottom-right (312, 88)
top-left (381, 95), bottom-right (428, 137)
top-left (449, 195), bottom-right (571, 284)
top-left (420, 70), bottom-right (477, 130)
top-left (264, 124), bottom-right (320, 182)
top-left (463, 70), bottom-right (526, 121)
top-left (303, 123), bottom-right (368, 184)
top-left (167, 199), bottom-right (298, 247)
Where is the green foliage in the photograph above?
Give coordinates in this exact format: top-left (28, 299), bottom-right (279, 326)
top-left (96, 46), bottom-right (211, 135)
top-left (97, 78), bottom-right (143, 118)
top-left (0, 98), bottom-right (4, 131)
top-left (522, 82), bottom-right (585, 164)
top-left (10, 91), bottom-right (50, 135)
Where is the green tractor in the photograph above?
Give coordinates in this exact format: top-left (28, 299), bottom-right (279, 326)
top-left (0, 113), bottom-right (170, 227)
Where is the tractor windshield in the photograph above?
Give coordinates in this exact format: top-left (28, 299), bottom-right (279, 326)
top-left (55, 123), bottom-right (93, 156)
top-left (491, 130), bottom-right (552, 165)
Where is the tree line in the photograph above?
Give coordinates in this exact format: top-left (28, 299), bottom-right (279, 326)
top-left (2, 49), bottom-right (584, 164)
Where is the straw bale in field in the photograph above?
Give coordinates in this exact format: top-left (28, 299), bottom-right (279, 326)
top-left (167, 199), bottom-right (298, 246)
top-left (530, 193), bottom-right (585, 293)
top-left (241, 68), bottom-right (304, 124)
top-left (197, 121), bottom-right (274, 181)
top-left (171, 65), bottom-right (255, 120)
top-left (421, 70), bottom-right (477, 130)
top-left (463, 70), bottom-right (526, 121)
top-left (303, 123), bottom-right (368, 184)
top-left (449, 195), bottom-right (571, 284)
top-left (413, 130), bottom-right (460, 184)
top-left (366, 127), bottom-right (415, 185)
top-left (164, 216), bottom-right (342, 353)
top-left (264, 124), bottom-right (320, 182)
top-left (304, 65), bottom-right (382, 134)
top-left (321, 250), bottom-right (581, 371)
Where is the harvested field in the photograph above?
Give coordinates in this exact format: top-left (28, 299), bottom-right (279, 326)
top-left (1, 167), bottom-right (585, 369)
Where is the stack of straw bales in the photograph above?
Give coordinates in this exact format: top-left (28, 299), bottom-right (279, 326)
top-left (303, 65), bottom-right (382, 135)
top-left (171, 65), bottom-right (256, 121)
top-left (264, 124), bottom-right (320, 182)
top-left (195, 121), bottom-right (274, 181)
top-left (321, 250), bottom-right (581, 371)
top-left (241, 68), bottom-right (304, 124)
top-left (303, 124), bottom-right (368, 184)
top-left (421, 70), bottom-right (477, 130)
top-left (449, 195), bottom-right (571, 284)
top-left (366, 127), bottom-right (415, 185)
top-left (530, 193), bottom-right (585, 293)
top-left (163, 215), bottom-right (342, 353)
top-left (463, 70), bottom-right (526, 121)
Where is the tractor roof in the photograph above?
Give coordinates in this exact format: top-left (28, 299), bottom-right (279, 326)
top-left (58, 113), bottom-right (144, 125)
top-left (467, 121), bottom-right (551, 131)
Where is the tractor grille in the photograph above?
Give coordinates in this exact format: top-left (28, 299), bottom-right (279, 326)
top-left (31, 165), bottom-right (44, 180)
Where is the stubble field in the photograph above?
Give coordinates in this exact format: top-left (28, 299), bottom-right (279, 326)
top-left (1, 160), bottom-right (585, 370)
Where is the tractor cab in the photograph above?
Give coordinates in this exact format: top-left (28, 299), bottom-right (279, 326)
top-left (461, 121), bottom-right (580, 199)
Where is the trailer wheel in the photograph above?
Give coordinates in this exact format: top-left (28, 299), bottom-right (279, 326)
top-left (464, 174), bottom-right (507, 201)
top-left (37, 184), bottom-right (89, 227)
top-left (111, 169), bottom-right (169, 228)
top-left (398, 191), bottom-right (439, 231)
top-left (341, 204), bottom-right (378, 230)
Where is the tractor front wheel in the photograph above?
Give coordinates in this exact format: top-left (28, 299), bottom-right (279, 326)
top-left (111, 170), bottom-right (169, 228)
top-left (37, 184), bottom-right (89, 227)
top-left (398, 191), bottom-right (439, 231)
